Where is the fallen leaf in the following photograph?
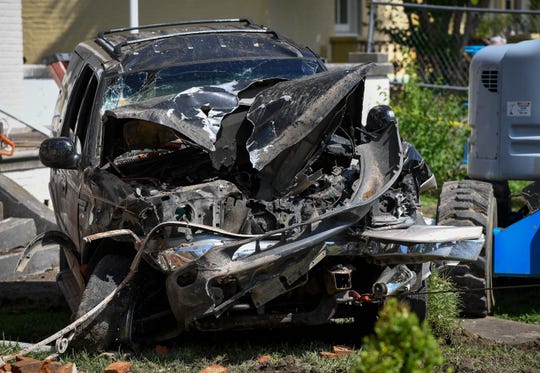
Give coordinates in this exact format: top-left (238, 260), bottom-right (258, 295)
top-left (199, 364), bottom-right (228, 373)
top-left (332, 345), bottom-right (355, 357)
top-left (257, 355), bottom-right (271, 364)
top-left (319, 351), bottom-right (338, 359)
top-left (104, 361), bottom-right (132, 373)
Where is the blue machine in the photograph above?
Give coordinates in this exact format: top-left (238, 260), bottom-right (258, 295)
top-left (494, 211), bottom-right (540, 277)
top-left (464, 45), bottom-right (485, 56)
top-left (438, 39), bottom-right (540, 316)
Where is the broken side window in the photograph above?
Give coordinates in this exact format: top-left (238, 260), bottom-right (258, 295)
top-left (61, 65), bottom-right (98, 151)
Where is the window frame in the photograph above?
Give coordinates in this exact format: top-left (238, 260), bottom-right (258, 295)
top-left (334, 0), bottom-right (362, 35)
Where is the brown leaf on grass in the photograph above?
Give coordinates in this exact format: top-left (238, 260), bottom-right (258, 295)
top-left (319, 346), bottom-right (356, 360)
top-left (319, 351), bottom-right (338, 359)
top-left (332, 345), bottom-right (355, 357)
top-left (257, 355), bottom-right (271, 364)
top-left (104, 361), bottom-right (132, 373)
top-left (198, 364), bottom-right (228, 373)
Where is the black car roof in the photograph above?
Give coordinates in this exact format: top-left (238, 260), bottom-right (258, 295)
top-left (94, 18), bottom-right (322, 73)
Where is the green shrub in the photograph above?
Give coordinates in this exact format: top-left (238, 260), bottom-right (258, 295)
top-left (351, 298), bottom-right (443, 373)
top-left (392, 79), bottom-right (469, 186)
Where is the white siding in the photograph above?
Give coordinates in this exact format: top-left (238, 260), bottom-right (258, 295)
top-left (0, 0), bottom-right (24, 130)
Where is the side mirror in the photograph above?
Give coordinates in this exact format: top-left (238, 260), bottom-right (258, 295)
top-left (39, 137), bottom-right (80, 169)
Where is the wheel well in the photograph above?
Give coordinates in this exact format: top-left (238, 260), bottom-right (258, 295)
top-left (82, 238), bottom-right (136, 277)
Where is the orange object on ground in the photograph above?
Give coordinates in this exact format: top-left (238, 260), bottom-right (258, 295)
top-left (0, 133), bottom-right (15, 156)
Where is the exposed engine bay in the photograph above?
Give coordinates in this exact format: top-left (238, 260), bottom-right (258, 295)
top-left (98, 66), bottom-right (420, 237)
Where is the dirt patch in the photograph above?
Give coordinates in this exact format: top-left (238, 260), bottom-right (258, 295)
top-left (513, 339), bottom-right (540, 353)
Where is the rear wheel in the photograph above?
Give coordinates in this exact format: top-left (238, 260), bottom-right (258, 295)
top-left (436, 180), bottom-right (496, 317)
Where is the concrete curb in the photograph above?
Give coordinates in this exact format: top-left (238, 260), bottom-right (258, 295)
top-left (461, 316), bottom-right (540, 346)
top-left (0, 217), bottom-right (36, 252)
top-left (0, 173), bottom-right (56, 233)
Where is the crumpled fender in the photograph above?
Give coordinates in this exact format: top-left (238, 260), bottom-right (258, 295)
top-left (16, 230), bottom-right (79, 273)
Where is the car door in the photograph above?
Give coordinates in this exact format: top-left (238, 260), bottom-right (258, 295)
top-left (52, 58), bottom-right (100, 250)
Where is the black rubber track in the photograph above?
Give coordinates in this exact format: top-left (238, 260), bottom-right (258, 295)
top-left (436, 180), bottom-right (496, 317)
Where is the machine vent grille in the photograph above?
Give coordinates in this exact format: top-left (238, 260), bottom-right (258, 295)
top-left (481, 70), bottom-right (498, 92)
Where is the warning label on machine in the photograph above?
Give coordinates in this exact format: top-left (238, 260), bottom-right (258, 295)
top-left (507, 101), bottom-right (532, 117)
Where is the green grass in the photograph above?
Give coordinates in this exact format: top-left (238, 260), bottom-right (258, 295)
top-left (439, 341), bottom-right (540, 373)
top-left (2, 334), bottom-right (537, 373)
top-left (1, 330), bottom-right (359, 373)
top-left (0, 301), bottom-right (70, 343)
top-left (0, 292), bottom-right (538, 373)
top-left (420, 192), bottom-right (439, 219)
top-left (427, 271), bottom-right (461, 341)
top-left (0, 261), bottom-right (537, 373)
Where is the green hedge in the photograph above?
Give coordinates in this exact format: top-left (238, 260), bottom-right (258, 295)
top-left (392, 80), bottom-right (469, 187)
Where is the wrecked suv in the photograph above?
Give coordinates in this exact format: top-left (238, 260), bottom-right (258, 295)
top-left (33, 19), bottom-right (483, 350)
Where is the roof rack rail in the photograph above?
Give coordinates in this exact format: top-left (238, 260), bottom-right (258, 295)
top-left (98, 18), bottom-right (256, 38)
top-left (95, 19), bottom-right (278, 57)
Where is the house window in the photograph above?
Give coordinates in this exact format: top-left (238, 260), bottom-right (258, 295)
top-left (335, 0), bottom-right (362, 35)
top-left (504, 0), bottom-right (522, 9)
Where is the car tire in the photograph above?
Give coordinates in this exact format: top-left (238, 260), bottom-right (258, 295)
top-left (353, 302), bottom-right (380, 334)
top-left (72, 254), bottom-right (132, 351)
top-left (436, 180), bottom-right (496, 317)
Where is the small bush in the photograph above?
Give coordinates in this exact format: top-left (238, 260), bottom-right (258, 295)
top-left (351, 297), bottom-right (443, 373)
top-left (392, 79), bottom-right (469, 186)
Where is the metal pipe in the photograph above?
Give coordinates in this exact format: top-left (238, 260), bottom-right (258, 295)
top-left (367, 0), bottom-right (375, 53)
top-left (130, 0), bottom-right (139, 33)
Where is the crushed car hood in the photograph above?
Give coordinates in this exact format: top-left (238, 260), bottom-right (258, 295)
top-left (105, 82), bottom-right (244, 151)
top-left (104, 65), bottom-right (372, 197)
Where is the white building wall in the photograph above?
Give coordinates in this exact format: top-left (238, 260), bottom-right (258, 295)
top-left (0, 0), bottom-right (25, 131)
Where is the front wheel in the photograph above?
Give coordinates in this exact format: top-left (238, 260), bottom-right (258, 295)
top-left (71, 254), bottom-right (178, 351)
top-left (436, 180), bottom-right (496, 317)
top-left (72, 255), bottom-right (132, 351)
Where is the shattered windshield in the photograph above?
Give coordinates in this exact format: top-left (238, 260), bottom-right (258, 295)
top-left (102, 58), bottom-right (321, 112)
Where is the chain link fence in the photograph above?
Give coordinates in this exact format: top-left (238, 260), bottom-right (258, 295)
top-left (367, 1), bottom-right (540, 90)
